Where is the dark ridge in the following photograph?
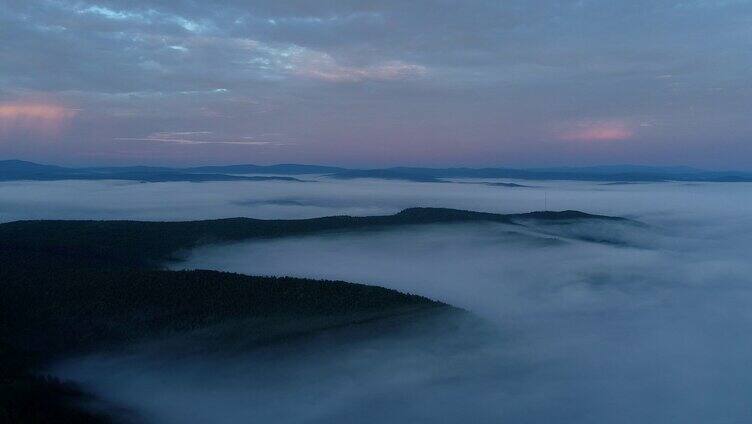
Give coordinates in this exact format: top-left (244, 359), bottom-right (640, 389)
top-left (327, 169), bottom-right (445, 183)
top-left (507, 210), bottom-right (627, 221)
top-left (394, 207), bottom-right (508, 222)
top-left (0, 269), bottom-right (443, 362)
top-left (0, 268), bottom-right (446, 423)
top-left (81, 165), bottom-right (176, 173)
top-left (3, 160), bottom-right (751, 182)
top-left (380, 165), bottom-right (752, 182)
top-left (186, 163), bottom-right (346, 175)
top-left (324, 165), bottom-right (752, 182)
top-left (0, 208), bottom-right (627, 269)
top-left (73, 172), bottom-right (306, 183)
top-left (599, 181), bottom-right (652, 186)
top-left (0, 160), bottom-right (307, 183)
top-left (483, 182), bottom-right (530, 188)
top-left (0, 171), bottom-right (305, 183)
top-left (451, 180), bottom-right (533, 188)
top-left (397, 207), bottom-right (626, 224)
top-left (0, 159), bottom-right (67, 173)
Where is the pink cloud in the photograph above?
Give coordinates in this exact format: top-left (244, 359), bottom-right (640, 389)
top-left (556, 120), bottom-right (634, 142)
top-left (0, 102), bottom-right (78, 138)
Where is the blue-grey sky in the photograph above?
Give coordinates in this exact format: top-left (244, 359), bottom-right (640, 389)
top-left (1, 0), bottom-right (751, 168)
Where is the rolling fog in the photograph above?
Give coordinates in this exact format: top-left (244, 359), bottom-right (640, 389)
top-left (171, 193), bottom-right (752, 423)
top-left (1, 176), bottom-right (745, 225)
top-left (8, 177), bottom-right (751, 423)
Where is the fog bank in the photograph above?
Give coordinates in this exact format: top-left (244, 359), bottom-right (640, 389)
top-left (174, 182), bottom-right (752, 423)
top-left (29, 179), bottom-right (752, 422)
top-left (2, 177), bottom-right (748, 225)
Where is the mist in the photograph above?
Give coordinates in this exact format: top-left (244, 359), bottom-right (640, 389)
top-left (10, 178), bottom-right (751, 422)
top-left (1, 176), bottom-right (747, 224)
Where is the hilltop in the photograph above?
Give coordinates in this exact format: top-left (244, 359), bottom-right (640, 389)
top-left (0, 207), bottom-right (627, 269)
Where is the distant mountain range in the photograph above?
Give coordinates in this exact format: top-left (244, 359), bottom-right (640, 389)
top-left (329, 165), bottom-right (752, 182)
top-left (1, 159), bottom-right (750, 183)
top-left (0, 160), bottom-right (307, 183)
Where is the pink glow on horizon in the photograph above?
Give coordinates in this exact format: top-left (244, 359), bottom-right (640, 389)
top-left (0, 102), bottom-right (77, 138)
top-left (556, 120), bottom-right (634, 142)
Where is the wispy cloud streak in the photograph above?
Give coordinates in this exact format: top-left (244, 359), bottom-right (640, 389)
top-left (114, 131), bottom-right (286, 146)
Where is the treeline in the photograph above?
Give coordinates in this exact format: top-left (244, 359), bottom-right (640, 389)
top-left (0, 207), bottom-right (622, 269)
top-left (0, 268), bottom-right (442, 362)
top-left (0, 266), bottom-right (443, 423)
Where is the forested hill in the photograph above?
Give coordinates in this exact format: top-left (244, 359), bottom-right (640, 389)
top-left (0, 269), bottom-right (443, 363)
top-left (0, 207), bottom-right (626, 269)
top-left (2, 209), bottom-right (476, 423)
top-left (0, 270), bottom-right (447, 424)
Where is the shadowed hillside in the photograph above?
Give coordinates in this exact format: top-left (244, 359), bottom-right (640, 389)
top-left (0, 269), bottom-right (444, 363)
top-left (0, 207), bottom-right (627, 269)
top-left (0, 267), bottom-right (445, 423)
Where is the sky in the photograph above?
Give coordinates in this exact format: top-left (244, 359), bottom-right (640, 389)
top-left (1, 0), bottom-right (751, 168)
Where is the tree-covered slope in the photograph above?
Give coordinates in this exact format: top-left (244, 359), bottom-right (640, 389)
top-left (0, 207), bottom-right (625, 269)
top-left (0, 269), bottom-right (443, 363)
top-left (0, 267), bottom-right (444, 424)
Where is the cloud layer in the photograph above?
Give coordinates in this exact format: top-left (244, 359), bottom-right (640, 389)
top-left (1, 1), bottom-right (751, 167)
top-left (22, 177), bottom-right (750, 423)
top-left (170, 181), bottom-right (752, 422)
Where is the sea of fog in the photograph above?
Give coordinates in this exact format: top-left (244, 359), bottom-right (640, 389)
top-left (4, 177), bottom-right (750, 423)
top-left (1, 177), bottom-right (746, 226)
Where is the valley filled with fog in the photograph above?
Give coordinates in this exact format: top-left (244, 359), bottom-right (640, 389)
top-left (0, 176), bottom-right (746, 224)
top-left (4, 177), bottom-right (751, 423)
